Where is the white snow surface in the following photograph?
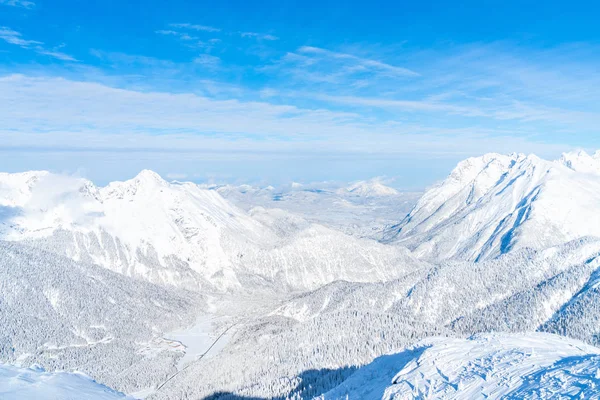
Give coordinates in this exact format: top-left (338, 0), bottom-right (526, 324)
top-left (166, 316), bottom-right (229, 370)
top-left (321, 333), bottom-right (600, 399)
top-left (0, 364), bottom-right (131, 399)
top-left (386, 150), bottom-right (600, 262)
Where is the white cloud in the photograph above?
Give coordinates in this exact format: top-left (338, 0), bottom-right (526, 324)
top-left (0, 27), bottom-right (42, 47)
top-left (156, 27), bottom-right (222, 51)
top-left (241, 32), bottom-right (279, 41)
top-left (264, 45), bottom-right (419, 88)
top-left (166, 172), bottom-right (188, 180)
top-left (0, 0), bottom-right (34, 8)
top-left (297, 46), bottom-right (419, 77)
top-left (156, 29), bottom-right (198, 41)
top-left (35, 49), bottom-right (78, 62)
top-left (193, 54), bottom-right (220, 68)
top-left (170, 23), bottom-right (220, 33)
top-left (0, 27), bottom-right (77, 61)
top-left (261, 42), bottom-right (600, 135)
top-left (0, 74), bottom-right (569, 160)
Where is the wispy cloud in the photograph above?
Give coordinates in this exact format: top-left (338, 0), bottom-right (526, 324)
top-left (170, 23), bottom-right (220, 33)
top-left (240, 32), bottom-right (278, 41)
top-left (156, 26), bottom-right (223, 51)
top-left (193, 54), bottom-right (220, 68)
top-left (0, 27), bottom-right (42, 46)
top-left (166, 172), bottom-right (188, 180)
top-left (35, 49), bottom-right (78, 61)
top-left (0, 0), bottom-right (34, 8)
top-left (156, 29), bottom-right (198, 41)
top-left (0, 27), bottom-right (77, 61)
top-left (0, 74), bottom-right (569, 159)
top-left (263, 45), bottom-right (419, 90)
top-left (256, 41), bottom-right (600, 142)
top-left (311, 92), bottom-right (600, 127)
top-left (298, 46), bottom-right (419, 77)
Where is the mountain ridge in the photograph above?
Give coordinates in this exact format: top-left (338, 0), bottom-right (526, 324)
top-left (0, 170), bottom-right (423, 292)
top-left (384, 150), bottom-right (600, 262)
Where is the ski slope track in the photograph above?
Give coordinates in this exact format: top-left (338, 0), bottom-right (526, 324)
top-left (385, 150), bottom-right (600, 262)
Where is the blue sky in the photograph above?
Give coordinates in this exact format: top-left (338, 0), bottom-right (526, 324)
top-left (1, 0), bottom-right (599, 189)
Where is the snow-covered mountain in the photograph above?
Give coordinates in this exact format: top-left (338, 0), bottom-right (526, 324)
top-left (0, 240), bottom-right (204, 394)
top-left (0, 170), bottom-right (268, 290)
top-left (343, 179), bottom-right (400, 197)
top-left (271, 237), bottom-right (600, 342)
top-left (321, 333), bottom-right (600, 399)
top-left (384, 150), bottom-right (600, 262)
top-left (0, 171), bottom-right (422, 291)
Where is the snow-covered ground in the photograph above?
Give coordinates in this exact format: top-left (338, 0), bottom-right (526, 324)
top-left (321, 333), bottom-right (600, 399)
top-left (166, 316), bottom-right (231, 370)
top-left (0, 364), bottom-right (131, 399)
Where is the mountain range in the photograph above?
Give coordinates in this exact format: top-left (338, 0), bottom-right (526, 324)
top-left (3, 150), bottom-right (600, 398)
top-left (0, 171), bottom-right (422, 292)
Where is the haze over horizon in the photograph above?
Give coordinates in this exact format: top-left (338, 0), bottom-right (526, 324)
top-left (1, 0), bottom-right (599, 189)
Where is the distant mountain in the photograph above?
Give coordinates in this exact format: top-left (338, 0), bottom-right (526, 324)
top-left (0, 171), bottom-right (422, 291)
top-left (343, 179), bottom-right (400, 197)
top-left (321, 333), bottom-right (600, 399)
top-left (212, 180), bottom-right (420, 239)
top-left (384, 150), bottom-right (600, 262)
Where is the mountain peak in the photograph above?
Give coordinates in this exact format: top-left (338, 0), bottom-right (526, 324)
top-left (133, 169), bottom-right (166, 185)
top-left (345, 179), bottom-right (399, 197)
top-left (387, 151), bottom-right (600, 262)
top-left (449, 153), bottom-right (526, 181)
top-left (559, 150), bottom-right (600, 174)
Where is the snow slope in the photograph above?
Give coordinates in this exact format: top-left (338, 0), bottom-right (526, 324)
top-left (385, 150), bottom-right (600, 262)
top-left (0, 364), bottom-right (131, 399)
top-left (271, 237), bottom-right (600, 345)
top-left (321, 333), bottom-right (600, 400)
top-left (0, 171), bottom-right (422, 291)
